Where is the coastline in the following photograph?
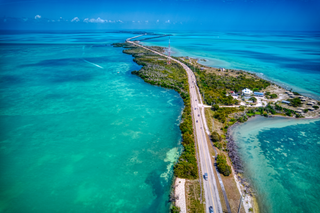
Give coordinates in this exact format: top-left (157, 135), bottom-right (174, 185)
top-left (113, 40), bottom-right (320, 213)
top-left (112, 42), bottom-right (203, 212)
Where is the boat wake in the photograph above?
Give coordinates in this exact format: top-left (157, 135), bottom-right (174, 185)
top-left (82, 59), bottom-right (104, 69)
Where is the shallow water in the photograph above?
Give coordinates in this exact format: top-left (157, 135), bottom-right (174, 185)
top-left (141, 31), bottom-right (320, 100)
top-left (141, 30), bottom-right (320, 212)
top-left (232, 116), bottom-right (320, 213)
top-left (0, 32), bottom-right (183, 212)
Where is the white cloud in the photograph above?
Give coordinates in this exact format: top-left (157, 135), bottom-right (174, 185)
top-left (132, 21), bottom-right (135, 23)
top-left (165, 20), bottom-right (170, 23)
top-left (71, 17), bottom-right (79, 22)
top-left (35, 15), bottom-right (41, 19)
top-left (96, 17), bottom-right (106, 23)
top-left (157, 20), bottom-right (159, 23)
top-left (118, 20), bottom-right (123, 23)
top-left (84, 17), bottom-right (107, 23)
top-left (145, 20), bottom-right (148, 23)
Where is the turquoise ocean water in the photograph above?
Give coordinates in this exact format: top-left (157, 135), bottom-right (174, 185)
top-left (141, 31), bottom-right (320, 212)
top-left (0, 32), bottom-right (184, 212)
top-left (232, 117), bottom-right (320, 213)
top-left (141, 31), bottom-right (320, 100)
top-left (1, 30), bottom-right (320, 213)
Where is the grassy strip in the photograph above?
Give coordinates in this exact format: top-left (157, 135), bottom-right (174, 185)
top-left (113, 42), bottom-right (198, 179)
top-left (185, 180), bottom-right (204, 213)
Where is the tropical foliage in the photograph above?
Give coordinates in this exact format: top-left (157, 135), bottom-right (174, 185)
top-left (177, 59), bottom-right (270, 106)
top-left (216, 154), bottom-right (232, 176)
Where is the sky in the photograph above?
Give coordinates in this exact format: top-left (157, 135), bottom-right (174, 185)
top-left (0, 0), bottom-right (319, 31)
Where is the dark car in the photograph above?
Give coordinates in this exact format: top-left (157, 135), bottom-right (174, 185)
top-left (198, 114), bottom-right (200, 117)
top-left (209, 206), bottom-right (214, 213)
top-left (196, 120), bottom-right (198, 123)
top-left (204, 173), bottom-right (208, 180)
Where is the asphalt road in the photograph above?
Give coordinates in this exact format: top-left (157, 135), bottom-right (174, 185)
top-left (126, 37), bottom-right (223, 213)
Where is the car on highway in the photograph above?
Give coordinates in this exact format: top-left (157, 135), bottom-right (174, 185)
top-left (209, 206), bottom-right (214, 213)
top-left (204, 173), bottom-right (208, 180)
top-left (196, 120), bottom-right (198, 123)
top-left (198, 114), bottom-right (200, 117)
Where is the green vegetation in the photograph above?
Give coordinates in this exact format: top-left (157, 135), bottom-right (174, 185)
top-left (288, 97), bottom-right (302, 107)
top-left (213, 107), bottom-right (239, 123)
top-left (266, 93), bottom-right (278, 99)
top-left (216, 154), bottom-right (232, 176)
top-left (211, 131), bottom-right (223, 149)
top-left (113, 43), bottom-right (198, 179)
top-left (186, 180), bottom-right (205, 213)
top-left (171, 205), bottom-right (181, 213)
top-left (211, 131), bottom-right (221, 142)
top-left (293, 92), bottom-right (300, 95)
top-left (249, 97), bottom-right (257, 103)
top-left (303, 109), bottom-right (309, 113)
top-left (313, 105), bottom-right (319, 109)
top-left (212, 104), bottom-right (220, 111)
top-left (177, 59), bottom-right (270, 106)
top-left (318, 102), bottom-right (320, 105)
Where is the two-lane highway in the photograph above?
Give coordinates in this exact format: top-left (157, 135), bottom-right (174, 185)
top-left (126, 37), bottom-right (222, 213)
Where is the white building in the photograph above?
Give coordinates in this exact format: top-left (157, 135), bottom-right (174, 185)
top-left (242, 88), bottom-right (253, 96)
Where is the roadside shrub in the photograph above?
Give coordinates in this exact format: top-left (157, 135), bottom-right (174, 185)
top-left (171, 205), bottom-right (181, 213)
top-left (214, 142), bottom-right (222, 149)
top-left (216, 154), bottom-right (232, 176)
top-left (212, 104), bottom-right (220, 111)
top-left (211, 131), bottom-right (221, 142)
top-left (303, 109), bottom-right (309, 113)
top-left (293, 92), bottom-right (300, 95)
top-left (313, 105), bottom-right (319, 109)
